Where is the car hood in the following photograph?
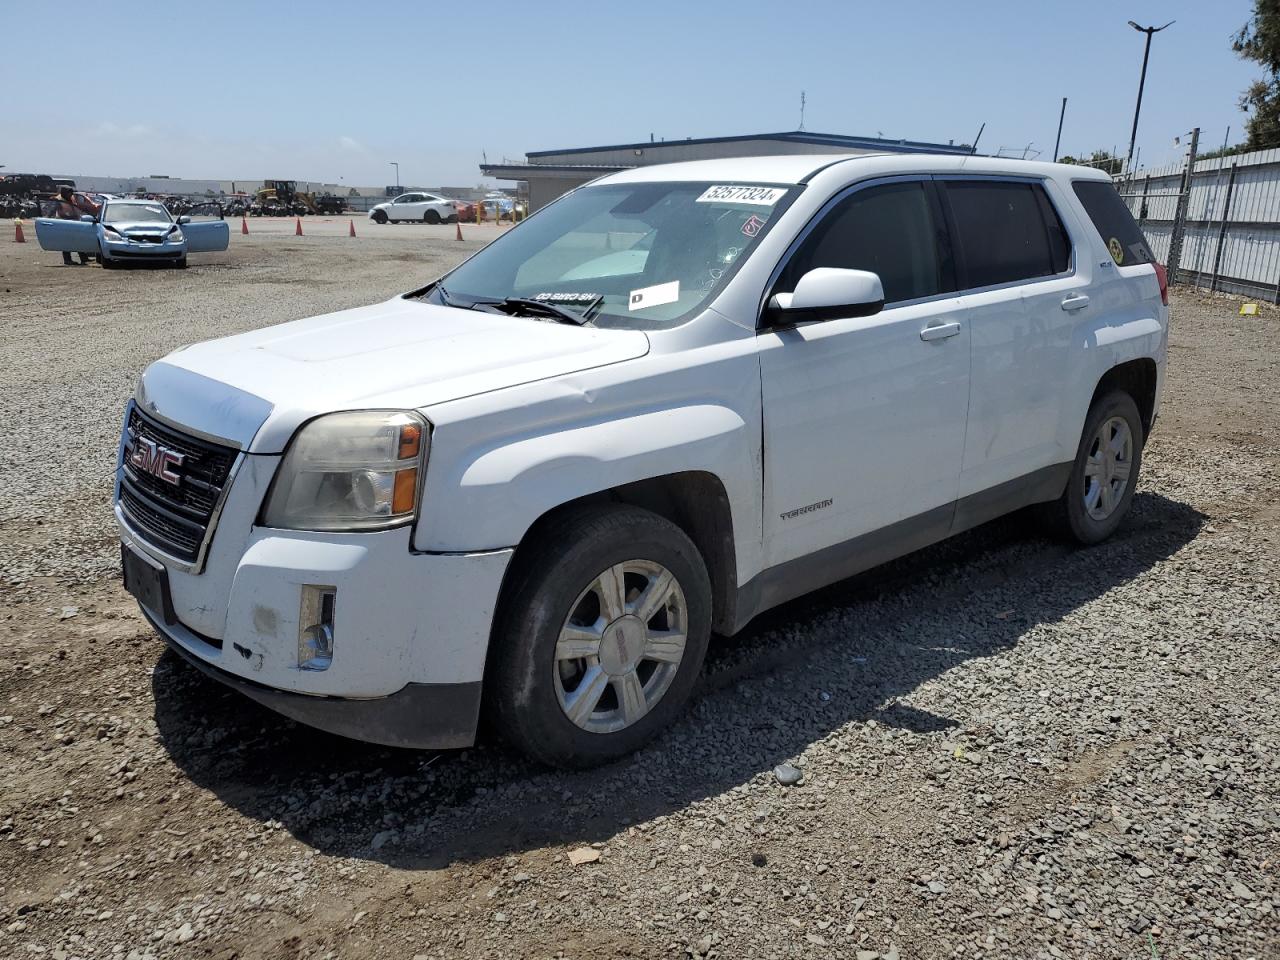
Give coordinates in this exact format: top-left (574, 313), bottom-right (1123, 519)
top-left (105, 220), bottom-right (174, 233)
top-left (135, 296), bottom-right (650, 452)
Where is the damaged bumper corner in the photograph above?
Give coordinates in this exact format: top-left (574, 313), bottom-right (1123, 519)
top-left (146, 607), bottom-right (481, 748)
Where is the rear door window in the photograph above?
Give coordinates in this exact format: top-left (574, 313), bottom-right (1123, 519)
top-left (777, 180), bottom-right (951, 305)
top-left (943, 180), bottom-right (1068, 290)
top-left (1071, 180), bottom-right (1154, 266)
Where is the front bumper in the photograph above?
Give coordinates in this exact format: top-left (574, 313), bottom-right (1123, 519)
top-left (101, 236), bottom-right (185, 260)
top-left (118, 466), bottom-right (514, 747)
top-left (145, 607), bottom-right (483, 748)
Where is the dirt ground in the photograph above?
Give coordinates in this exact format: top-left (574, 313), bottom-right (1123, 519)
top-left (0, 228), bottom-right (1276, 960)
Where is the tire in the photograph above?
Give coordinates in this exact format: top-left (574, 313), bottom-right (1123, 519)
top-left (175, 257), bottom-right (188, 269)
top-left (489, 504), bottom-right (712, 769)
top-left (372, 210), bottom-right (387, 224)
top-left (424, 209), bottom-right (441, 225)
top-left (99, 249), bottom-right (116, 269)
top-left (1048, 390), bottom-right (1143, 545)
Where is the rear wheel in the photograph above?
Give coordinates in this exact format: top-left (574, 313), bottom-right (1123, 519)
top-left (489, 505), bottom-right (712, 768)
top-left (424, 209), bottom-right (441, 225)
top-left (1049, 390), bottom-right (1143, 544)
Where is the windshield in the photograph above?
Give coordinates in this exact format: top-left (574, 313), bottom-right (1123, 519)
top-left (103, 203), bottom-right (172, 225)
top-left (424, 181), bottom-right (796, 328)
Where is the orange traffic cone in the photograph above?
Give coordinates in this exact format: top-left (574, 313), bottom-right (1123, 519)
top-left (455, 219), bottom-right (463, 242)
top-left (13, 219), bottom-right (25, 243)
top-left (295, 217), bottom-right (303, 236)
top-left (348, 218), bottom-right (356, 238)
top-left (241, 216), bottom-right (249, 235)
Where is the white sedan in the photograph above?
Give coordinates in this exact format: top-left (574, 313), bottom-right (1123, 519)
top-left (369, 192), bottom-right (457, 225)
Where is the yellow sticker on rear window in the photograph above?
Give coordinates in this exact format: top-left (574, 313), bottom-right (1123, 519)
top-left (1108, 237), bottom-right (1124, 265)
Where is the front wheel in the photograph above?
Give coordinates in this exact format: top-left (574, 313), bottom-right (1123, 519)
top-left (174, 257), bottom-right (188, 269)
top-left (1049, 390), bottom-right (1143, 544)
top-left (371, 210), bottom-right (387, 224)
top-left (489, 505), bottom-right (712, 768)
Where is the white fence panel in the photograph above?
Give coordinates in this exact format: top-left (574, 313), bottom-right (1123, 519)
top-left (1118, 144), bottom-right (1280, 298)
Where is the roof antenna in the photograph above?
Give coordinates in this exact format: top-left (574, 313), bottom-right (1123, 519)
top-left (798, 90), bottom-right (806, 131)
top-left (969, 122), bottom-right (986, 155)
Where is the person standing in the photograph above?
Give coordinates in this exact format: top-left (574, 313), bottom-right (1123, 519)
top-left (52, 186), bottom-right (100, 265)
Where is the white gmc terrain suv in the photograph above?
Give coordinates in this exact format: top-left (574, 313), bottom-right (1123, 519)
top-left (117, 153), bottom-right (1168, 767)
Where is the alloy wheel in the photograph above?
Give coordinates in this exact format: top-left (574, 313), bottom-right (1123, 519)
top-left (553, 560), bottom-right (688, 734)
top-left (1083, 415), bottom-right (1133, 521)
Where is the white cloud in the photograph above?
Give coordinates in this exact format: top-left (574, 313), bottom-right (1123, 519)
top-left (337, 136), bottom-right (367, 153)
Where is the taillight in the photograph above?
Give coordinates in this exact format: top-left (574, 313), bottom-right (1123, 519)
top-left (1153, 262), bottom-right (1169, 306)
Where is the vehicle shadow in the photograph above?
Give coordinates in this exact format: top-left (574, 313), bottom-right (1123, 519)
top-left (151, 490), bottom-right (1204, 869)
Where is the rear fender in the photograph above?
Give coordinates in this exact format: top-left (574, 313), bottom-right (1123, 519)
top-left (1061, 312), bottom-right (1164, 449)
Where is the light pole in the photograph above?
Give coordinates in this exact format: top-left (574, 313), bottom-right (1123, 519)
top-left (1125, 20), bottom-right (1174, 175)
top-left (390, 161), bottom-right (399, 191)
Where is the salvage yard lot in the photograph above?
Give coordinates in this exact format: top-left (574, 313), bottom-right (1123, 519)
top-left (1, 228), bottom-right (1277, 959)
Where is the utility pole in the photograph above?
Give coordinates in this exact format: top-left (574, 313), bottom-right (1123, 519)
top-left (1053, 97), bottom-right (1067, 162)
top-left (799, 90), bottom-right (806, 131)
top-left (1125, 20), bottom-right (1174, 176)
top-left (390, 161), bottom-right (399, 190)
top-left (1166, 126), bottom-right (1199, 286)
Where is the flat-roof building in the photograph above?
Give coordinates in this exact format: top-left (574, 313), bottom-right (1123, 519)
top-left (481, 130), bottom-right (972, 211)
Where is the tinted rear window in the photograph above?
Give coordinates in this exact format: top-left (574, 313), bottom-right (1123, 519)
top-left (1071, 180), bottom-right (1154, 266)
top-left (944, 181), bottom-right (1068, 289)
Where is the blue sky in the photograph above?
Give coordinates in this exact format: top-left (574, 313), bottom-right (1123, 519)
top-left (0, 0), bottom-right (1259, 187)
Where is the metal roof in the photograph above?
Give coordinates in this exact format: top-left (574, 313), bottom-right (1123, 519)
top-left (526, 130), bottom-right (972, 159)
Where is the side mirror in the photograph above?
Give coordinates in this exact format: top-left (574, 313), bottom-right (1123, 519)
top-left (176, 215), bottom-right (191, 225)
top-left (80, 214), bottom-right (95, 222)
top-left (767, 268), bottom-right (885, 325)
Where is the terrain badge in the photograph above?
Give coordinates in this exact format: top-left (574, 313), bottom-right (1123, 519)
top-left (1108, 237), bottom-right (1124, 265)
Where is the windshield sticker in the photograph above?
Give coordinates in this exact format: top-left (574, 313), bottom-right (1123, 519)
top-left (1107, 237), bottom-right (1125, 265)
top-left (741, 214), bottom-right (767, 238)
top-left (532, 292), bottom-right (601, 306)
top-left (696, 185), bottom-right (787, 206)
top-left (629, 280), bottom-right (680, 311)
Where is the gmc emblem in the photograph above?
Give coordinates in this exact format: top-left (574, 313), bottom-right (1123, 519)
top-left (127, 436), bottom-right (185, 486)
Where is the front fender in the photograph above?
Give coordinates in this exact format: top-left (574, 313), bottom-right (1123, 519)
top-left (414, 403), bottom-right (756, 558)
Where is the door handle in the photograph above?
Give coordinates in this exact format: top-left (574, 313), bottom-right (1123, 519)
top-left (919, 321), bottom-right (962, 342)
top-left (1061, 293), bottom-right (1091, 311)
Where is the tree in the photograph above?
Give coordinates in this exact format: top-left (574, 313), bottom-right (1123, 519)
top-left (1234, 0), bottom-right (1280, 149)
top-left (1058, 150), bottom-right (1122, 174)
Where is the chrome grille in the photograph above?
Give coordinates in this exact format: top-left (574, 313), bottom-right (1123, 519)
top-left (118, 406), bottom-right (238, 565)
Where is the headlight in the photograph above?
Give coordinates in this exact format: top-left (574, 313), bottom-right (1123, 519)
top-left (103, 226), bottom-right (125, 241)
top-left (168, 227), bottom-right (184, 243)
top-left (262, 410), bottom-right (428, 532)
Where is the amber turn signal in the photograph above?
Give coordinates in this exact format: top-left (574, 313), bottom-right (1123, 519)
top-left (392, 468), bottom-right (418, 514)
top-left (398, 423), bottom-right (422, 460)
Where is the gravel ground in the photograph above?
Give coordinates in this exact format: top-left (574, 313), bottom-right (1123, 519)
top-left (0, 230), bottom-right (1276, 960)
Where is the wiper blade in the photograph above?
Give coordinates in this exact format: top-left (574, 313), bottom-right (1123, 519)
top-left (429, 286), bottom-right (591, 325)
top-left (496, 297), bottom-right (591, 326)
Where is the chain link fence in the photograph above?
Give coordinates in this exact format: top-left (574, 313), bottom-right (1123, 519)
top-left (1116, 128), bottom-right (1280, 300)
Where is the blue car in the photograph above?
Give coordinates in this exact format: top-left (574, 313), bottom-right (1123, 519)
top-left (35, 198), bottom-right (229, 268)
